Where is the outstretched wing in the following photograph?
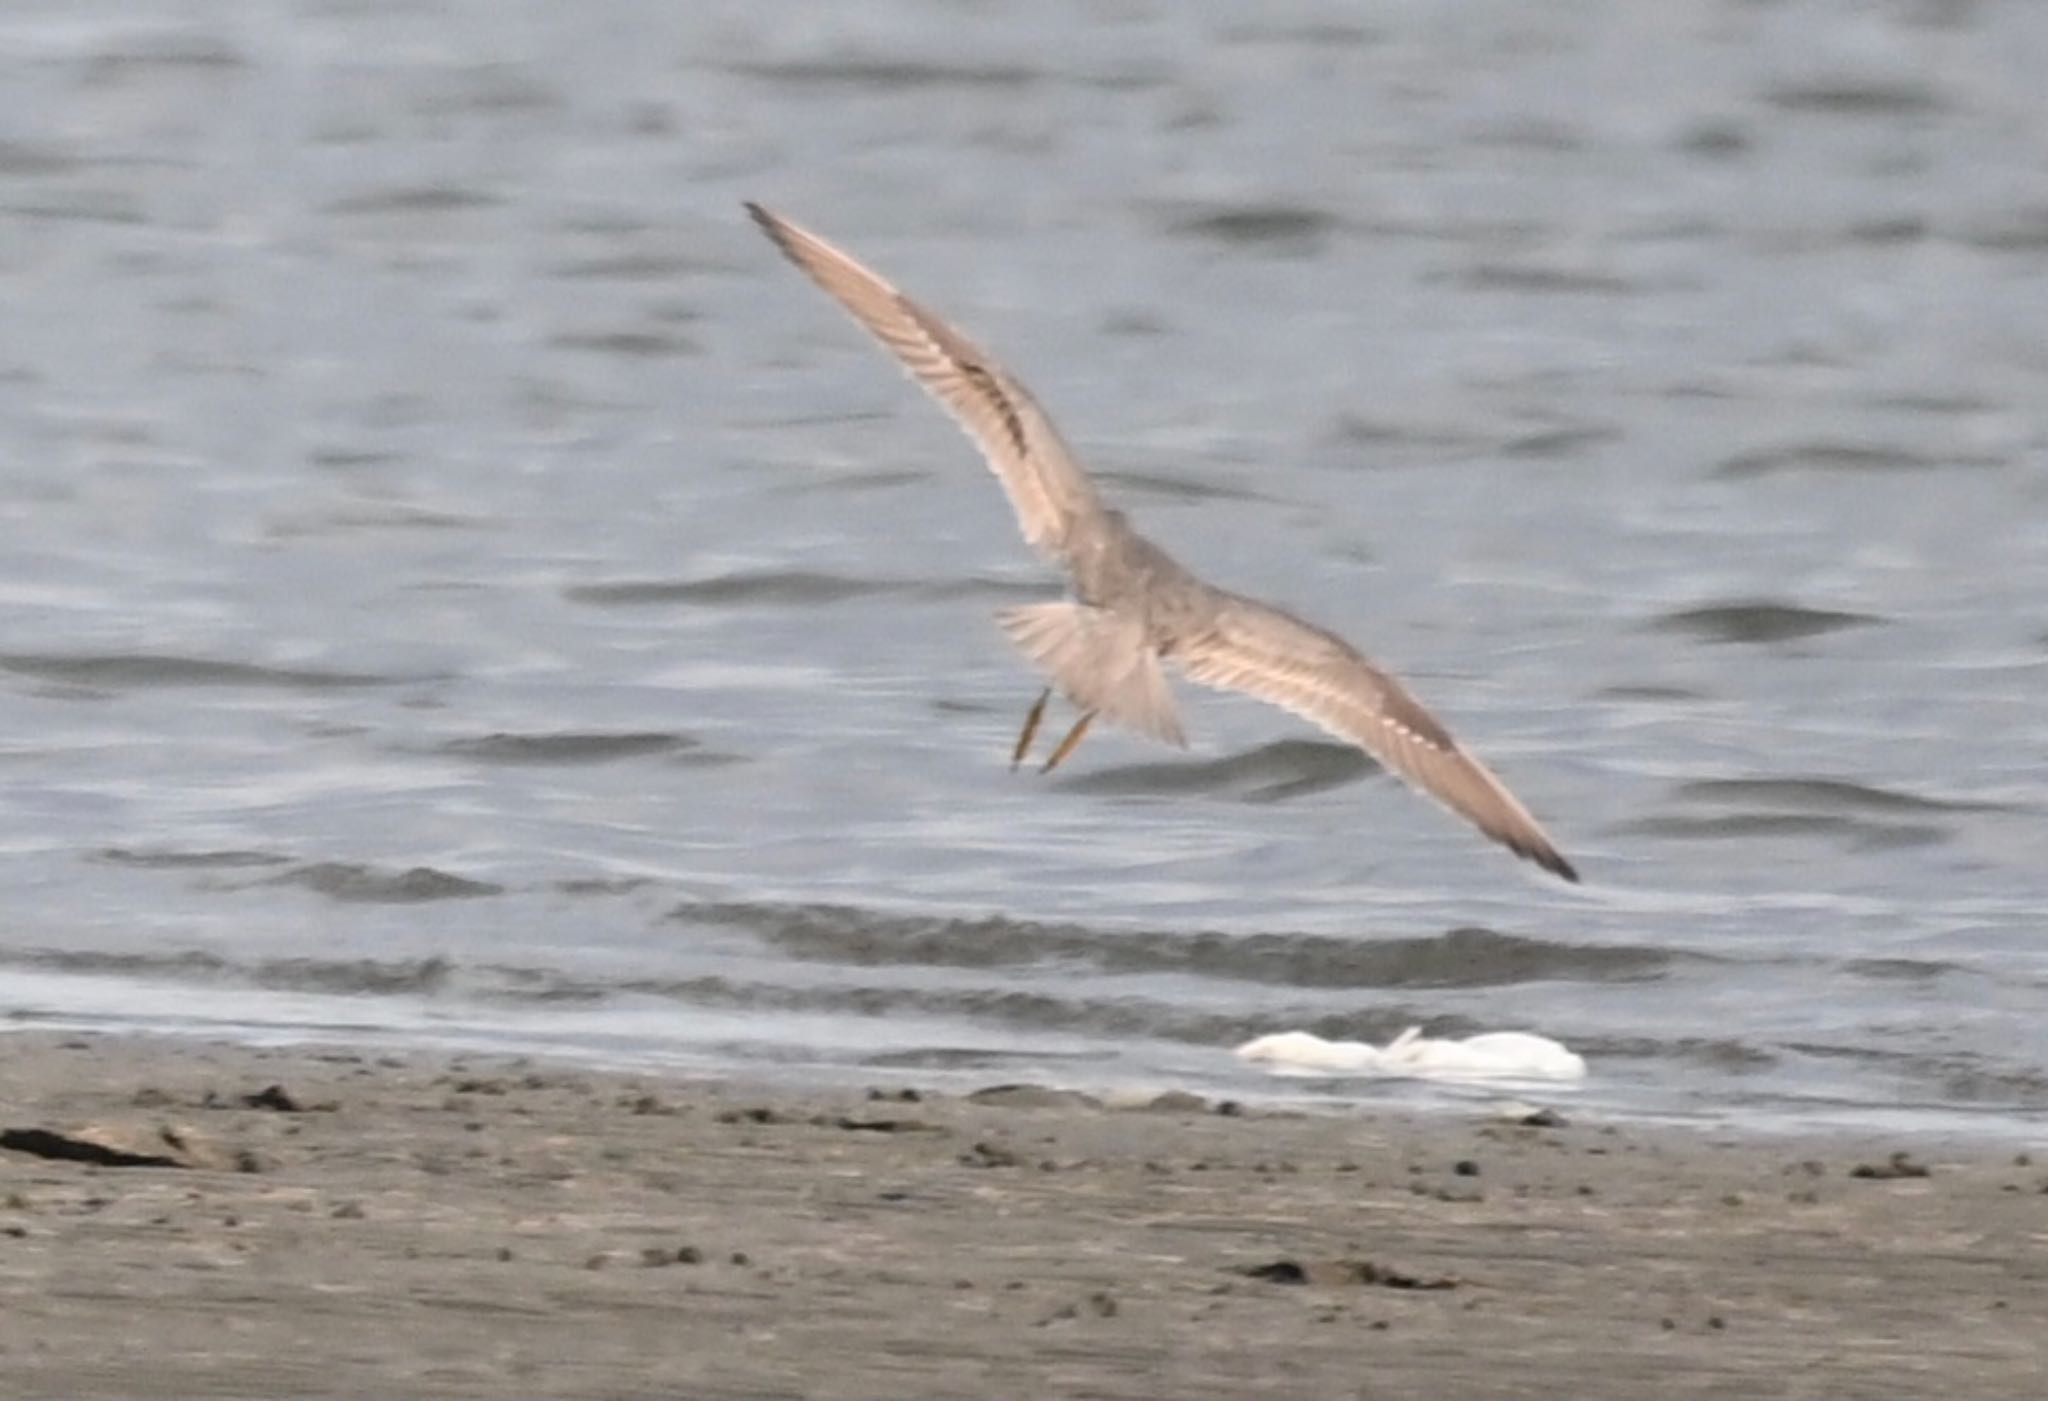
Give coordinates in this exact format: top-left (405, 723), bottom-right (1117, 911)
top-left (1175, 593), bottom-right (1578, 882)
top-left (746, 203), bottom-right (1107, 566)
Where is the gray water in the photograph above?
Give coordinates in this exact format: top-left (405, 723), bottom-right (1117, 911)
top-left (3, 0), bottom-right (2045, 1137)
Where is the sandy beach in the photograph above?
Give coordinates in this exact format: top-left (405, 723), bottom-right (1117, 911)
top-left (0, 1030), bottom-right (2041, 1398)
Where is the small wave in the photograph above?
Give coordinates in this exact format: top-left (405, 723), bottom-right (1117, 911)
top-left (672, 901), bottom-right (1680, 989)
top-left (1764, 78), bottom-right (1944, 115)
top-left (259, 862), bottom-right (501, 903)
top-left (1457, 263), bottom-right (1640, 295)
top-left (1221, 21), bottom-right (1378, 48)
top-left (1621, 813), bottom-right (1948, 849)
top-left (547, 329), bottom-right (700, 359)
top-left (266, 504), bottom-right (478, 536)
top-left (1864, 389), bottom-right (1995, 416)
top-left (1497, 424), bottom-right (1622, 459)
top-left (0, 140), bottom-right (83, 176)
top-left (2, 194), bottom-right (145, 227)
top-left (1164, 204), bottom-right (1338, 247)
top-left (97, 848), bottom-right (293, 870)
top-left (1096, 469), bottom-right (1280, 504)
top-left (731, 59), bottom-right (1039, 90)
top-left (1594, 683), bottom-right (1709, 702)
top-left (83, 36), bottom-right (247, 77)
top-left (1716, 442), bottom-right (1952, 477)
top-left (1649, 599), bottom-right (1878, 644)
top-left (546, 253), bottom-right (708, 282)
top-left (437, 732), bottom-right (697, 765)
top-left (771, 467), bottom-right (928, 495)
top-left (1673, 776), bottom-right (2008, 815)
top-left (1958, 208), bottom-right (2048, 253)
top-left (563, 570), bottom-right (894, 608)
top-left (0, 652), bottom-right (396, 690)
top-left (552, 876), bottom-right (658, 896)
top-left (323, 186), bottom-right (501, 216)
top-left (1327, 415), bottom-right (1488, 457)
top-left (1056, 739), bottom-right (1373, 803)
top-left (597, 972), bottom-right (1435, 1048)
top-left (1843, 957), bottom-right (1957, 982)
top-left (0, 946), bottom-right (451, 996)
top-left (1590, 1035), bottom-right (1778, 1071)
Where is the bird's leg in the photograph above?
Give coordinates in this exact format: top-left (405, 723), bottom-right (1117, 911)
top-left (1039, 710), bottom-right (1096, 774)
top-left (1010, 688), bottom-right (1052, 770)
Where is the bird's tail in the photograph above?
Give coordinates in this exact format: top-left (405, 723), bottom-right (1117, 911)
top-left (996, 602), bottom-right (1187, 747)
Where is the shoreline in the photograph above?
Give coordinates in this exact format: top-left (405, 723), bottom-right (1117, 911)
top-left (2, 1028), bottom-right (2042, 1397)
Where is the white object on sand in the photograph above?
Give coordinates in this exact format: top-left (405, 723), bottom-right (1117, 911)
top-left (1235, 1026), bottom-right (1587, 1084)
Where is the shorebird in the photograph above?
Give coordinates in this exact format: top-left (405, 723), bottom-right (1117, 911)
top-left (746, 203), bottom-right (1579, 883)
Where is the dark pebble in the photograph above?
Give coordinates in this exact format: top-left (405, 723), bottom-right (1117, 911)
top-left (242, 1085), bottom-right (306, 1113)
top-left (1850, 1151), bottom-right (1930, 1180)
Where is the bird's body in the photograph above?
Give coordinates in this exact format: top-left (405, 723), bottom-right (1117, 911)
top-left (746, 202), bottom-right (1579, 883)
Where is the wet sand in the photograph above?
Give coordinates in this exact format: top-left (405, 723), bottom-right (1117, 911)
top-left (1, 1031), bottom-right (2041, 1398)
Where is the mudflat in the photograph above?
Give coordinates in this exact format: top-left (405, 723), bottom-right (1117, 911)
top-left (1, 1030), bottom-right (2040, 1398)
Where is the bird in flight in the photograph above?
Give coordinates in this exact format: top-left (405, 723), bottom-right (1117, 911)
top-left (746, 203), bottom-right (1578, 883)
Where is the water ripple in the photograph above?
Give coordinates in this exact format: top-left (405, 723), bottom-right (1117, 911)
top-left (673, 901), bottom-right (1682, 989)
top-left (1649, 600), bottom-right (1879, 644)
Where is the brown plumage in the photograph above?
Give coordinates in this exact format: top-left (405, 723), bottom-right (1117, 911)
top-left (746, 202), bottom-right (1579, 883)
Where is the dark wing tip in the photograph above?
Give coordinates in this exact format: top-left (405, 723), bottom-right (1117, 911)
top-left (743, 201), bottom-right (782, 243)
top-left (1528, 843), bottom-right (1580, 884)
top-left (746, 202), bottom-right (805, 261)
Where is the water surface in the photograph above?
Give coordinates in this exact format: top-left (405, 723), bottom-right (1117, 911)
top-left (3, 0), bottom-right (2045, 1137)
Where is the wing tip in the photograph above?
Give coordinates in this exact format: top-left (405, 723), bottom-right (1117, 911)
top-left (1526, 843), bottom-right (1580, 884)
top-left (743, 200), bottom-right (786, 245)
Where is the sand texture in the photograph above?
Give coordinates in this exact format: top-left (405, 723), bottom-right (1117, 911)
top-left (1, 1031), bottom-right (2042, 1398)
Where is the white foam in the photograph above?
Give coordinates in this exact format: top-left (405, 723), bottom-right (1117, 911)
top-left (1234, 1026), bottom-right (1587, 1084)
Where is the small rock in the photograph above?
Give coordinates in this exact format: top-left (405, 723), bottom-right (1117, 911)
top-left (1133, 1090), bottom-right (1209, 1114)
top-left (966, 1085), bottom-right (1102, 1111)
top-left (640, 1246), bottom-right (672, 1267)
top-left (715, 1106), bottom-right (789, 1126)
top-left (1, 1123), bottom-right (238, 1171)
top-left (242, 1085), bottom-right (306, 1113)
top-left (828, 1116), bottom-right (937, 1134)
top-left (961, 1140), bottom-right (1024, 1169)
top-left (1850, 1151), bottom-right (1930, 1180)
top-left (1235, 1258), bottom-right (1456, 1290)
